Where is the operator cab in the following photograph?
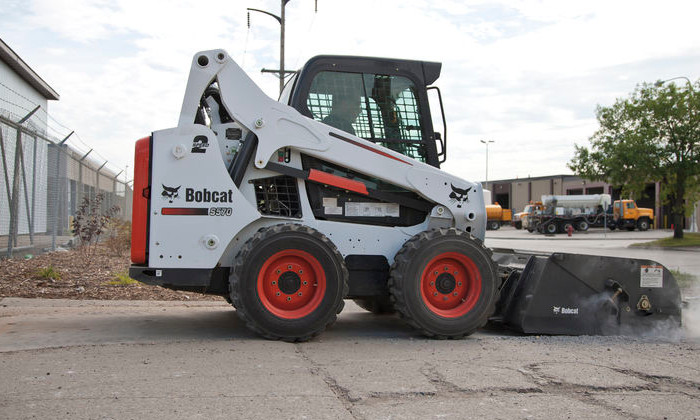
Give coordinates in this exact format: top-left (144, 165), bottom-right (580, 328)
top-left (281, 55), bottom-right (447, 168)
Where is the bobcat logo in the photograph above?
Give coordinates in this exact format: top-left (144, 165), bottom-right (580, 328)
top-left (449, 184), bottom-right (472, 208)
top-left (191, 135), bottom-right (209, 153)
top-left (552, 306), bottom-right (561, 314)
top-left (161, 185), bottom-right (181, 203)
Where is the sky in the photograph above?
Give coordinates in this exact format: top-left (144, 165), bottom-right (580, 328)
top-left (1, 0), bottom-right (700, 184)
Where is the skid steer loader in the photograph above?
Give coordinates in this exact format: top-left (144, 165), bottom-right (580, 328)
top-left (129, 49), bottom-right (682, 341)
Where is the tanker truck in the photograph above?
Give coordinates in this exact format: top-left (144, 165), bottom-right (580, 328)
top-left (485, 203), bottom-right (512, 230)
top-left (531, 194), bottom-right (612, 234)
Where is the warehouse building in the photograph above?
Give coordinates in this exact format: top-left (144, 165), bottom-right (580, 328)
top-left (486, 175), bottom-right (696, 230)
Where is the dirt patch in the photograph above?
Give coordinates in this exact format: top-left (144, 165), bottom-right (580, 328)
top-left (0, 246), bottom-right (221, 301)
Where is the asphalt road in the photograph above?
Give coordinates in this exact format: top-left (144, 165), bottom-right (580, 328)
top-left (1, 229), bottom-right (699, 419)
top-left (485, 227), bottom-right (700, 279)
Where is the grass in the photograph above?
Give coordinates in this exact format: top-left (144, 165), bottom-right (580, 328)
top-left (670, 269), bottom-right (699, 289)
top-left (103, 271), bottom-right (140, 286)
top-left (631, 232), bottom-right (700, 248)
top-left (36, 266), bottom-right (61, 281)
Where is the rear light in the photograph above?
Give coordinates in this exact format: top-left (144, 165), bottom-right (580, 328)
top-left (131, 136), bottom-right (151, 264)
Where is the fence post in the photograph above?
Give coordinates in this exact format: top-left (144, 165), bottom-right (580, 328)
top-left (18, 133), bottom-right (34, 245)
top-left (112, 169), bottom-right (123, 217)
top-left (77, 148), bottom-right (91, 209)
top-left (8, 125), bottom-right (24, 256)
top-left (52, 132), bottom-right (73, 251)
top-left (31, 136), bottom-right (37, 243)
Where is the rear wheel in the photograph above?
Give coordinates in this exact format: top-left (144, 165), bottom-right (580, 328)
top-left (577, 220), bottom-right (589, 231)
top-left (514, 221), bottom-right (522, 230)
top-left (389, 229), bottom-right (497, 339)
top-left (545, 223), bottom-right (557, 234)
top-left (488, 221), bottom-right (500, 230)
top-left (230, 224), bottom-right (348, 342)
top-left (353, 296), bottom-right (395, 314)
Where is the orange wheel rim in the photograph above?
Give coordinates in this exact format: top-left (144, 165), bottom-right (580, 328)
top-left (420, 252), bottom-right (481, 318)
top-left (257, 249), bottom-right (326, 319)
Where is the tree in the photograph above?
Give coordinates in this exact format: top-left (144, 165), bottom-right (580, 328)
top-left (569, 80), bottom-right (700, 239)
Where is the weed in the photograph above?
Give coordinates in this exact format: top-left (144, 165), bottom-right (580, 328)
top-left (104, 271), bottom-right (140, 286)
top-left (36, 265), bottom-right (61, 281)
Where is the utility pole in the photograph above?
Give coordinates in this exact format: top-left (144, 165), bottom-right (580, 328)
top-left (248, 1), bottom-right (293, 95)
top-left (248, 0), bottom-right (318, 95)
top-left (480, 139), bottom-right (495, 192)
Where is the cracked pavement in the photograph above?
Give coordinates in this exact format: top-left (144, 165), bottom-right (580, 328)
top-left (1, 298), bottom-right (698, 419)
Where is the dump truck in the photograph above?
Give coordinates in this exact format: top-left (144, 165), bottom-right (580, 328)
top-left (531, 194), bottom-right (612, 234)
top-left (485, 203), bottom-right (512, 230)
top-left (612, 199), bottom-right (654, 231)
top-left (129, 49), bottom-right (681, 341)
top-left (513, 202), bottom-right (541, 230)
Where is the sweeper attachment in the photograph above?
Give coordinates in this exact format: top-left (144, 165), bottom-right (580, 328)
top-left (491, 251), bottom-right (682, 335)
top-left (129, 49), bottom-right (682, 341)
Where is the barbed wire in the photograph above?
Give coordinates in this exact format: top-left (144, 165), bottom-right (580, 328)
top-left (0, 83), bottom-right (126, 175)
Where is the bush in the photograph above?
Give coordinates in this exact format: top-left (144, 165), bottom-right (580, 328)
top-left (72, 193), bottom-right (120, 262)
top-left (105, 219), bottom-right (131, 256)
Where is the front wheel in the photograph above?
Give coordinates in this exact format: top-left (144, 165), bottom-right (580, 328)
top-left (230, 224), bottom-right (348, 342)
top-left (545, 223), bottom-right (557, 234)
top-left (488, 221), bottom-right (500, 230)
top-left (389, 229), bottom-right (497, 339)
top-left (637, 218), bottom-right (650, 231)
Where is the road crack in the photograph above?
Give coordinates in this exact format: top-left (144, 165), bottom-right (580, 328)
top-left (295, 344), bottom-right (362, 420)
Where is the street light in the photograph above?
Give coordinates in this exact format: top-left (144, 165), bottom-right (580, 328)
top-left (480, 139), bottom-right (495, 194)
top-left (247, 1), bottom-right (293, 95)
top-left (655, 76), bottom-right (698, 233)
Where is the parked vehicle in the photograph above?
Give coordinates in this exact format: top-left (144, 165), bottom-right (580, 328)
top-left (531, 194), bottom-right (612, 234)
top-left (612, 200), bottom-right (653, 231)
top-left (486, 203), bottom-right (512, 230)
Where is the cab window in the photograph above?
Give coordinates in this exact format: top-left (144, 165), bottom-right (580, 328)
top-left (626, 202), bottom-right (635, 209)
top-left (306, 71), bottom-right (427, 162)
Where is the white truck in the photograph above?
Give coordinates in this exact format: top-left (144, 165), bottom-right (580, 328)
top-left (531, 194), bottom-right (612, 234)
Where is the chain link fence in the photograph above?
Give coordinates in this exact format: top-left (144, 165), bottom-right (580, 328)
top-left (1, 111), bottom-right (132, 258)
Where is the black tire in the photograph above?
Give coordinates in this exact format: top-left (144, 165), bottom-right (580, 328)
top-left (489, 221), bottom-right (500, 230)
top-left (527, 227), bottom-right (535, 233)
top-left (545, 223), bottom-right (557, 234)
top-left (353, 296), bottom-right (396, 314)
top-left (388, 228), bottom-right (498, 339)
top-left (637, 218), bottom-right (650, 231)
top-left (230, 224), bottom-right (348, 342)
top-left (577, 220), bottom-right (589, 231)
top-left (514, 221), bottom-right (522, 230)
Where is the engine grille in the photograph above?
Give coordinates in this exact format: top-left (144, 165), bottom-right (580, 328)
top-left (253, 176), bottom-right (301, 218)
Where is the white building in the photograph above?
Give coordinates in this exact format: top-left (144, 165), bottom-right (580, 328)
top-left (0, 37), bottom-right (59, 238)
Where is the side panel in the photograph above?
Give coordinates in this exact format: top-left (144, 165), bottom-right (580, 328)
top-left (148, 125), bottom-right (260, 268)
top-left (131, 136), bottom-right (151, 264)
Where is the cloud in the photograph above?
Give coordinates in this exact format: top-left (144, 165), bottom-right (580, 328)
top-left (1, 0), bottom-right (699, 184)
